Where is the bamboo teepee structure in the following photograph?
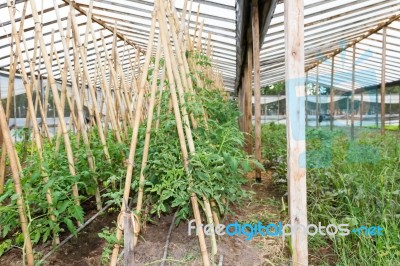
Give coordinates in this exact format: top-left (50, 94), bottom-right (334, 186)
top-left (0, 0), bottom-right (227, 265)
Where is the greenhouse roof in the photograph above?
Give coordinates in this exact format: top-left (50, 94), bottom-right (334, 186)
top-left (260, 0), bottom-right (400, 92)
top-left (0, 0), bottom-right (399, 93)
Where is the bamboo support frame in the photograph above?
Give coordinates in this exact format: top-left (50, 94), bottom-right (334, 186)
top-left (109, 8), bottom-right (157, 265)
top-left (0, 1), bottom-right (28, 193)
top-left (69, 2), bottom-right (112, 170)
top-left (7, 1), bottom-right (60, 245)
top-left (28, 0), bottom-right (81, 209)
top-left (0, 103), bottom-right (34, 266)
top-left (156, 1), bottom-right (210, 264)
top-left (134, 42), bottom-right (163, 246)
top-left (53, 1), bottom-right (102, 210)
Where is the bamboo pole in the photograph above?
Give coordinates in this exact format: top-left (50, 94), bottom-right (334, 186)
top-left (53, 2), bottom-right (101, 210)
top-left (69, 2), bottom-right (111, 170)
top-left (351, 44), bottom-right (356, 139)
top-left (158, 1), bottom-right (196, 154)
top-left (167, 3), bottom-right (217, 244)
top-left (135, 43), bottom-right (163, 246)
top-left (166, 5), bottom-right (200, 129)
top-left (0, 103), bottom-right (34, 266)
top-left (252, 0), bottom-right (262, 183)
top-left (155, 70), bottom-right (166, 132)
top-left (284, 0), bottom-right (308, 264)
top-left (21, 30), bottom-right (52, 143)
top-left (156, 2), bottom-right (210, 264)
top-left (28, 0), bottom-right (81, 208)
top-left (7, 2), bottom-right (60, 244)
top-left (0, 1), bottom-right (28, 193)
top-left (381, 26), bottom-right (387, 135)
top-left (178, 0), bottom-right (188, 44)
top-left (98, 31), bottom-right (123, 143)
top-left (109, 9), bottom-right (158, 266)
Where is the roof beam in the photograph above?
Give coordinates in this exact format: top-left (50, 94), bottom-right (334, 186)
top-left (235, 0), bottom-right (277, 92)
top-left (305, 14), bottom-right (400, 72)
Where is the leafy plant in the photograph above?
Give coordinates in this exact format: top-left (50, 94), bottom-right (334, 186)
top-left (262, 124), bottom-right (400, 265)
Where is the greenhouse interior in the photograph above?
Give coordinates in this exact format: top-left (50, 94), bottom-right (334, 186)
top-left (0, 0), bottom-right (399, 265)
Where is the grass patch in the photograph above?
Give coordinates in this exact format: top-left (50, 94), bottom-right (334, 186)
top-left (262, 123), bottom-right (400, 265)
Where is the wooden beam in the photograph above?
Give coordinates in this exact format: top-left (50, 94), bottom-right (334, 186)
top-left (351, 44), bottom-right (356, 139)
top-left (381, 26), bottom-right (387, 135)
top-left (305, 14), bottom-right (400, 72)
top-left (235, 0), bottom-right (277, 92)
top-left (62, 0), bottom-right (141, 51)
top-left (284, 0), bottom-right (308, 265)
top-left (252, 0), bottom-right (261, 182)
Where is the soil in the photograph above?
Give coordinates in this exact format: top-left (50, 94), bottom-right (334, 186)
top-left (0, 170), bottom-right (292, 266)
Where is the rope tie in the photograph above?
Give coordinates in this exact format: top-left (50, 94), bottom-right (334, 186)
top-left (117, 211), bottom-right (140, 235)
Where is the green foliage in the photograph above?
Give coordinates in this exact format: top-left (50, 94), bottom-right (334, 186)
top-left (98, 227), bottom-right (120, 265)
top-left (260, 81), bottom-right (285, 95)
top-left (262, 124), bottom-right (400, 265)
top-left (0, 127), bottom-right (127, 248)
top-left (129, 51), bottom-right (256, 224)
top-left (0, 239), bottom-right (12, 257)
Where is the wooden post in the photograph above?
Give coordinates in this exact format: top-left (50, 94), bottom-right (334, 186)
top-left (381, 27), bottom-right (387, 135)
top-left (389, 89), bottom-right (392, 124)
top-left (305, 72), bottom-right (308, 127)
top-left (330, 57), bottom-right (335, 131)
top-left (360, 91), bottom-right (363, 127)
top-left (123, 212), bottom-right (135, 266)
top-left (346, 96), bottom-right (349, 126)
top-left (375, 87), bottom-right (378, 127)
top-left (351, 44), bottom-right (356, 139)
top-left (284, 0), bottom-right (308, 265)
top-left (252, 0), bottom-right (262, 182)
top-left (316, 65), bottom-right (319, 128)
top-left (238, 87), bottom-right (244, 131)
top-left (245, 44), bottom-right (253, 154)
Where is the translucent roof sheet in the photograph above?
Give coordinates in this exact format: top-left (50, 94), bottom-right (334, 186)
top-left (0, 0), bottom-right (399, 92)
top-left (0, 0), bottom-right (237, 88)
